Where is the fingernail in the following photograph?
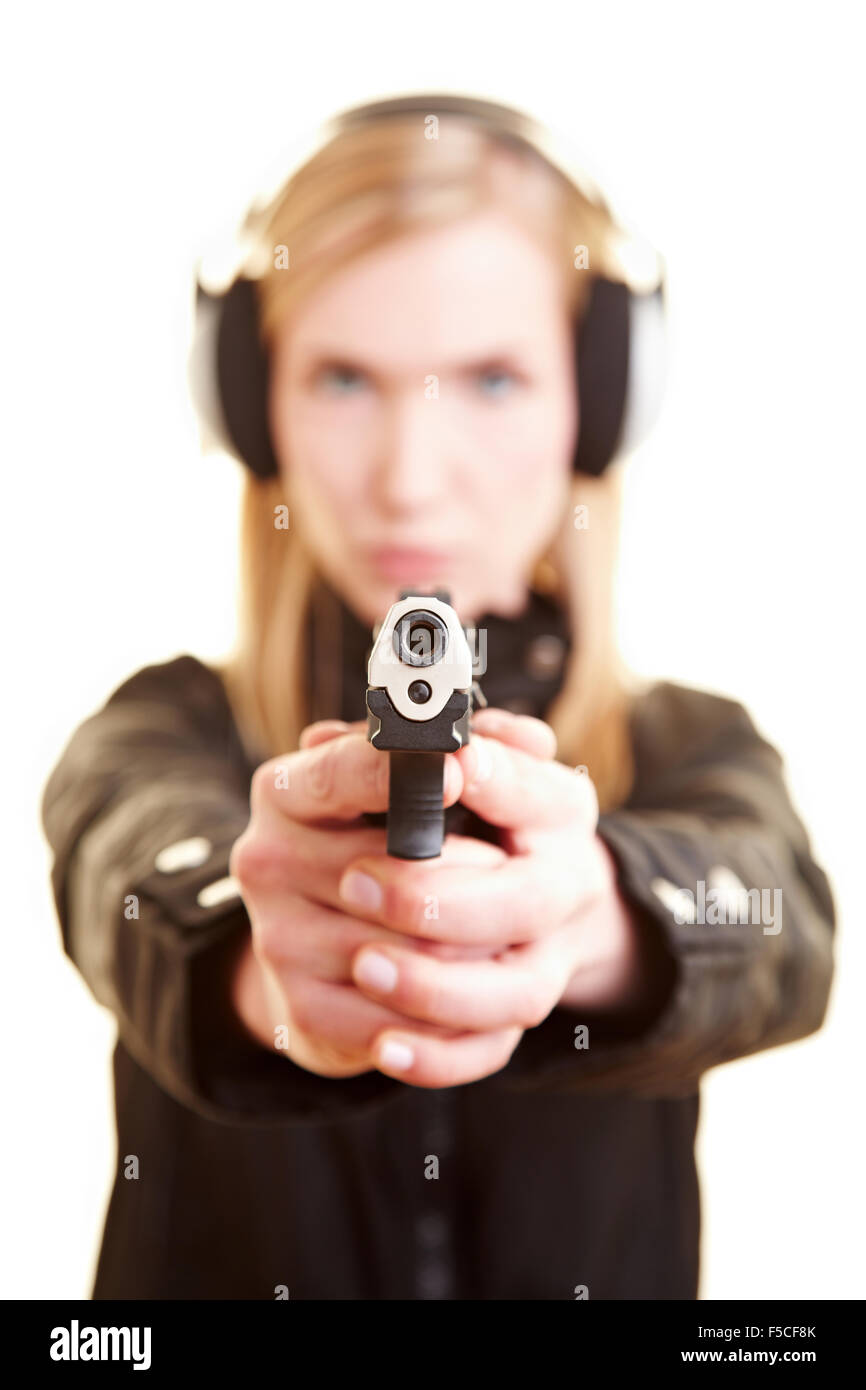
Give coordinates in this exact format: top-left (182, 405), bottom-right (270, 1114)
top-left (354, 950), bottom-right (398, 993)
top-left (339, 871), bottom-right (383, 913)
top-left (378, 1039), bottom-right (414, 1071)
top-left (465, 737), bottom-right (493, 788)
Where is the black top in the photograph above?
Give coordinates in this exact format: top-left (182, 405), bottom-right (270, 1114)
top-left (40, 581), bottom-right (836, 1299)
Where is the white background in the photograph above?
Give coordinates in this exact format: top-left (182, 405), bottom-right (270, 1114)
top-left (2, 0), bottom-right (863, 1299)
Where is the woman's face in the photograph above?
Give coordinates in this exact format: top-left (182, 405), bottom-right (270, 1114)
top-left (267, 208), bottom-right (578, 627)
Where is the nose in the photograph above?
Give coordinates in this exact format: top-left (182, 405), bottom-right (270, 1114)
top-left (373, 387), bottom-right (447, 512)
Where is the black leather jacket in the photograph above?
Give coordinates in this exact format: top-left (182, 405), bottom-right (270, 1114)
top-left (40, 583), bottom-right (836, 1299)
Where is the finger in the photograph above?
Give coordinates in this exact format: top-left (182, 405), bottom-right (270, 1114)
top-left (370, 1024), bottom-right (524, 1087)
top-left (338, 845), bottom-right (602, 945)
top-left (470, 707), bottom-right (557, 760)
top-left (231, 816), bottom-right (387, 900)
top-left (252, 732), bottom-right (465, 825)
top-left (233, 819), bottom-right (505, 915)
top-left (249, 893), bottom-right (422, 981)
top-left (454, 733), bottom-right (598, 833)
top-left (248, 894), bottom-right (500, 983)
top-left (288, 976), bottom-right (467, 1053)
top-left (352, 936), bottom-right (567, 1030)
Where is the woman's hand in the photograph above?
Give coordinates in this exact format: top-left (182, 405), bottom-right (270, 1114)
top-left (338, 708), bottom-right (657, 1080)
top-left (228, 717), bottom-right (523, 1085)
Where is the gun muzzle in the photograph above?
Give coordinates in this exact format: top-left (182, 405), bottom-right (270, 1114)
top-left (366, 590), bottom-right (474, 859)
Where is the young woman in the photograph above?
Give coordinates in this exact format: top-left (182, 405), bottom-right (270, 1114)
top-left (41, 93), bottom-right (835, 1300)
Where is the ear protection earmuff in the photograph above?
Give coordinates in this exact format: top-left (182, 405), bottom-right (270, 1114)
top-left (188, 92), bottom-right (667, 479)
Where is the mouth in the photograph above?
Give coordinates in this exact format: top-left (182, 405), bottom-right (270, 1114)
top-left (366, 546), bottom-right (455, 581)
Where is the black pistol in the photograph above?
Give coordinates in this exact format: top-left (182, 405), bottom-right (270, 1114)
top-left (366, 588), bottom-right (481, 860)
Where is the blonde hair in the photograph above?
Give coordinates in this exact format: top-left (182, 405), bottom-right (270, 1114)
top-left (218, 111), bottom-right (644, 811)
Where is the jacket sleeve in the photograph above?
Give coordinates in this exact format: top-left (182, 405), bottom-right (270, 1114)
top-left (498, 681), bottom-right (837, 1098)
top-left (40, 656), bottom-right (403, 1127)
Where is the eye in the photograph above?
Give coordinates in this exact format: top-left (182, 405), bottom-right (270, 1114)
top-left (316, 364), bottom-right (368, 395)
top-left (475, 367), bottom-right (521, 398)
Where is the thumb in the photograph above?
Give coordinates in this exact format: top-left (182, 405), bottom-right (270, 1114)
top-left (469, 707), bottom-right (557, 761)
top-left (299, 718), bottom-right (367, 749)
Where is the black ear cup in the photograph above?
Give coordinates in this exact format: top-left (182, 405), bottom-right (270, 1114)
top-left (214, 278), bottom-right (278, 480)
top-left (572, 279), bottom-right (630, 478)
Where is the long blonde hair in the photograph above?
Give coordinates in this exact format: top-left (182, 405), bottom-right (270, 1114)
top-left (218, 110), bottom-right (645, 811)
